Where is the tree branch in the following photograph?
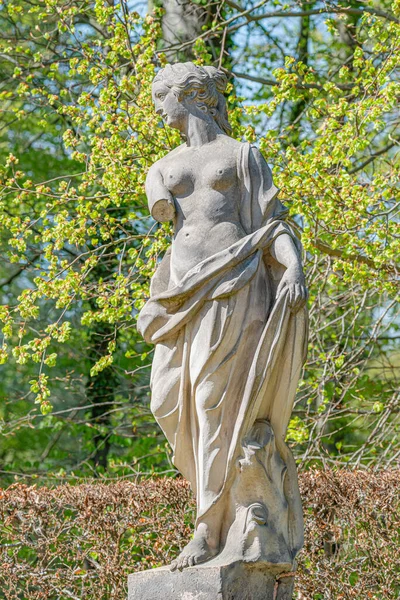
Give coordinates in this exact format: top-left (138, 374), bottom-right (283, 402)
top-left (313, 239), bottom-right (395, 273)
top-left (162, 3), bottom-right (399, 57)
top-left (233, 70), bottom-right (353, 91)
top-left (349, 139), bottom-right (400, 174)
top-left (227, 6), bottom-right (400, 34)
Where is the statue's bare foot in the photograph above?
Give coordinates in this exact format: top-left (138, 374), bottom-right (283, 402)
top-left (170, 527), bottom-right (218, 571)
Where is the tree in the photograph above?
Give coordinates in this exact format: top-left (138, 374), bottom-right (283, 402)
top-left (0, 0), bottom-right (399, 483)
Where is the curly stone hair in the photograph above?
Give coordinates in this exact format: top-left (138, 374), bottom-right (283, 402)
top-left (153, 62), bottom-right (232, 135)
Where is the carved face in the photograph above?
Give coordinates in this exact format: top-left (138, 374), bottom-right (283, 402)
top-left (152, 81), bottom-right (189, 131)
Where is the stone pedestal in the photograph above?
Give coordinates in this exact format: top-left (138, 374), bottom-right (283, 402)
top-left (128, 562), bottom-right (295, 600)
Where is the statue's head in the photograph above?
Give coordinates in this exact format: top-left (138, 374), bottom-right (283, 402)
top-left (152, 62), bottom-right (231, 135)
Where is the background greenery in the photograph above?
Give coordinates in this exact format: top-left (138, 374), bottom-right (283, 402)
top-left (0, 0), bottom-right (399, 485)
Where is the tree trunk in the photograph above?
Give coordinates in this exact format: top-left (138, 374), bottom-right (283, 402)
top-left (150, 0), bottom-right (222, 62)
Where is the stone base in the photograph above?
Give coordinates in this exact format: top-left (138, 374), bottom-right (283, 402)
top-left (128, 562), bottom-right (295, 600)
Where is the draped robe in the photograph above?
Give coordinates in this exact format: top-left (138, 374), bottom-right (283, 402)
top-left (138, 143), bottom-right (308, 521)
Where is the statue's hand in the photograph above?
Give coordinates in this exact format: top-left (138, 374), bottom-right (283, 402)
top-left (276, 264), bottom-right (308, 312)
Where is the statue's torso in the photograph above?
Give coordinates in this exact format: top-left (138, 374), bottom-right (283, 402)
top-left (157, 136), bottom-right (246, 284)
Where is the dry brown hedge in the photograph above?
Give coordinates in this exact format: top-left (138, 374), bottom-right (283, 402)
top-left (0, 470), bottom-right (399, 599)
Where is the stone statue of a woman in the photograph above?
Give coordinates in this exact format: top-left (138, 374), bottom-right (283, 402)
top-left (137, 62), bottom-right (308, 576)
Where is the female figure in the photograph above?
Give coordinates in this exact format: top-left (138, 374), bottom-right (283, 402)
top-left (138, 62), bottom-right (308, 571)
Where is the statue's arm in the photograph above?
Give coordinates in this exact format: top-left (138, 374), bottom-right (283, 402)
top-left (145, 163), bottom-right (176, 222)
top-left (270, 233), bottom-right (302, 270)
top-left (270, 234), bottom-right (308, 310)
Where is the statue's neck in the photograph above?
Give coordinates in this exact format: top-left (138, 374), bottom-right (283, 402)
top-left (185, 112), bottom-right (222, 147)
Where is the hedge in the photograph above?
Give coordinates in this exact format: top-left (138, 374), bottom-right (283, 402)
top-left (1, 470), bottom-right (399, 599)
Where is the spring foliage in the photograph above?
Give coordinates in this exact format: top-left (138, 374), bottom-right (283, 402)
top-left (0, 0), bottom-right (399, 472)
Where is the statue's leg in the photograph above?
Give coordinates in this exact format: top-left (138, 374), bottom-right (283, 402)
top-left (171, 286), bottom-right (268, 570)
top-left (170, 502), bottom-right (222, 571)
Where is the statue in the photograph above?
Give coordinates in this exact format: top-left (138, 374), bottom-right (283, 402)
top-left (137, 62), bottom-right (308, 577)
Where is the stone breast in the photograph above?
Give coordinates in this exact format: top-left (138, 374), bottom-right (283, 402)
top-left (165, 159), bottom-right (236, 197)
top-left (201, 161), bottom-right (237, 192)
top-left (164, 165), bottom-right (194, 197)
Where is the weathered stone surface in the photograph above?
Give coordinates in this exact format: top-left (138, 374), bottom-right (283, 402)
top-left (134, 61), bottom-right (308, 574)
top-left (128, 562), bottom-right (295, 600)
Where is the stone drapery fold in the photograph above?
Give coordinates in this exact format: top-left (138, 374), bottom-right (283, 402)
top-left (137, 143), bottom-right (308, 520)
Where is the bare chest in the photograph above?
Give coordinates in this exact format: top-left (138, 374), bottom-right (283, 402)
top-left (161, 148), bottom-right (238, 197)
